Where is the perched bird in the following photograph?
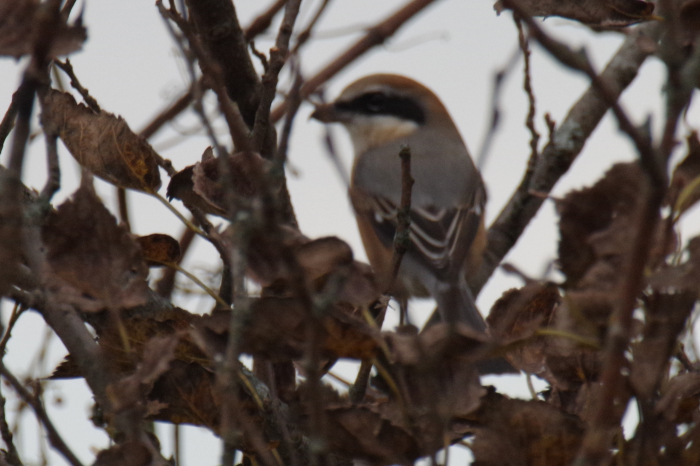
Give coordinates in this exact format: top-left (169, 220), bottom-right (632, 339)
top-left (311, 74), bottom-right (489, 332)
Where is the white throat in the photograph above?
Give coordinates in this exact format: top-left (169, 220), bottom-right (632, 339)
top-left (343, 115), bottom-right (419, 155)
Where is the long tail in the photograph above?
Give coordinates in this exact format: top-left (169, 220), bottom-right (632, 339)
top-left (431, 276), bottom-right (517, 375)
top-left (432, 275), bottom-right (486, 331)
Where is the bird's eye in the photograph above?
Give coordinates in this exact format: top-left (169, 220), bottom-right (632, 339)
top-left (362, 92), bottom-right (387, 112)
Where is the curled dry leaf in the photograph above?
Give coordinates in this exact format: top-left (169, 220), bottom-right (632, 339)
top-left (136, 233), bottom-right (181, 267)
top-left (194, 297), bottom-right (379, 361)
top-left (41, 182), bottom-right (150, 312)
top-left (630, 292), bottom-right (698, 398)
top-left (468, 389), bottom-right (585, 466)
top-left (108, 334), bottom-right (180, 413)
top-left (656, 372), bottom-right (700, 423)
top-left (166, 148), bottom-right (270, 217)
top-left (0, 0), bottom-right (87, 58)
top-left (0, 166), bottom-right (37, 295)
top-left (93, 440), bottom-right (152, 466)
top-left (487, 282), bottom-right (560, 377)
top-left (40, 90), bottom-right (161, 192)
top-left (322, 403), bottom-right (425, 465)
top-left (494, 0), bottom-right (655, 27)
top-left (557, 162), bottom-right (645, 290)
top-left (668, 132), bottom-right (700, 217)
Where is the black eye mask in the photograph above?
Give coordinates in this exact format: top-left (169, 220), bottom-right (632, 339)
top-left (335, 92), bottom-right (426, 125)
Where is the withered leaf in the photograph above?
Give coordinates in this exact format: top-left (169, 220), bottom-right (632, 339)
top-left (630, 291), bottom-right (696, 398)
top-left (40, 90), bottom-right (161, 192)
top-left (384, 324), bottom-right (485, 417)
top-left (0, 0), bottom-right (87, 58)
top-left (248, 231), bottom-right (379, 307)
top-left (93, 440), bottom-right (152, 466)
top-left (322, 403), bottom-right (423, 465)
top-left (194, 297), bottom-right (378, 361)
top-left (668, 132), bottom-right (700, 217)
top-left (41, 182), bottom-right (150, 312)
top-left (469, 390), bottom-right (585, 466)
top-left (147, 360), bottom-right (221, 429)
top-left (166, 148), bottom-right (270, 217)
top-left (0, 168), bottom-right (24, 296)
top-left (494, 0), bottom-right (655, 27)
top-left (109, 334), bottom-right (180, 412)
top-left (557, 162), bottom-right (645, 289)
top-left (657, 372), bottom-right (700, 423)
top-left (136, 234), bottom-right (181, 267)
top-left (487, 283), bottom-right (560, 376)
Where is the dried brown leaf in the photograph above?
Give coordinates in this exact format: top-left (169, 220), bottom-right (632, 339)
top-left (166, 148), bottom-right (270, 216)
top-left (494, 0), bottom-right (655, 27)
top-left (487, 283), bottom-right (560, 376)
top-left (41, 90), bottom-right (161, 192)
top-left (194, 297), bottom-right (378, 361)
top-left (630, 291), bottom-right (697, 398)
top-left (147, 360), bottom-right (220, 429)
top-left (0, 0), bottom-right (86, 58)
top-left (136, 233), bottom-right (181, 267)
top-left (668, 132), bottom-right (700, 216)
top-left (656, 372), bottom-right (700, 423)
top-left (557, 162), bottom-right (645, 290)
top-left (322, 402), bottom-right (423, 465)
top-left (109, 334), bottom-right (180, 412)
top-left (383, 324), bottom-right (485, 417)
top-left (41, 182), bottom-right (150, 312)
top-left (93, 440), bottom-right (152, 466)
top-left (469, 390), bottom-right (585, 466)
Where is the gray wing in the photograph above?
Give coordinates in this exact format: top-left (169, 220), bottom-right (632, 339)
top-left (363, 186), bottom-right (485, 281)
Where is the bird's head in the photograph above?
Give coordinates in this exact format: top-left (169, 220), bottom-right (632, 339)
top-left (311, 74), bottom-right (457, 154)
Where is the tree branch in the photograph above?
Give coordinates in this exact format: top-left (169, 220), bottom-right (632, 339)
top-left (0, 363), bottom-right (81, 466)
top-left (270, 0), bottom-right (439, 122)
top-left (470, 21), bottom-right (663, 296)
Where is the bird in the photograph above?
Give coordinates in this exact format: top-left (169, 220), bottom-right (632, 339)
top-left (311, 74), bottom-right (490, 334)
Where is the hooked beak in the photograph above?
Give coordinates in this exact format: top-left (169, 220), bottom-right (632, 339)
top-left (310, 103), bottom-right (343, 123)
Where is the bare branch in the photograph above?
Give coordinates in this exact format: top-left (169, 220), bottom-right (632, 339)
top-left (184, 0), bottom-right (262, 127)
top-left (0, 95), bottom-right (18, 156)
top-left (245, 0), bottom-right (288, 42)
top-left (0, 363), bottom-right (81, 466)
top-left (54, 59), bottom-right (100, 113)
top-left (251, 0), bottom-right (303, 156)
top-left (470, 21), bottom-right (663, 296)
top-left (271, 0), bottom-right (439, 122)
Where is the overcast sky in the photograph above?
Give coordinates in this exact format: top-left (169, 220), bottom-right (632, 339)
top-left (0, 1), bottom-right (697, 464)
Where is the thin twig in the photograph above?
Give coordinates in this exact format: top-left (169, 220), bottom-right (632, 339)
top-left (0, 94), bottom-right (18, 155)
top-left (505, 0), bottom-right (661, 186)
top-left (0, 388), bottom-right (22, 466)
top-left (54, 59), bottom-right (100, 112)
top-left (388, 145), bottom-right (414, 290)
top-left (38, 133), bottom-right (61, 203)
top-left (270, 0), bottom-right (439, 123)
top-left (351, 146), bottom-right (413, 403)
top-left (468, 21), bottom-right (662, 297)
top-left (0, 364), bottom-right (82, 466)
top-left (245, 0), bottom-right (289, 41)
top-left (131, 0), bottom-right (289, 148)
top-left (116, 187), bottom-right (131, 231)
top-left (0, 303), bottom-right (24, 356)
top-left (251, 0), bottom-right (303, 156)
top-left (291, 0), bottom-right (332, 54)
top-left (514, 16), bottom-right (540, 184)
top-left (275, 62), bottom-right (304, 166)
top-left (476, 46), bottom-right (520, 170)
top-left (158, 1), bottom-right (254, 153)
top-left (155, 226), bottom-right (196, 299)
